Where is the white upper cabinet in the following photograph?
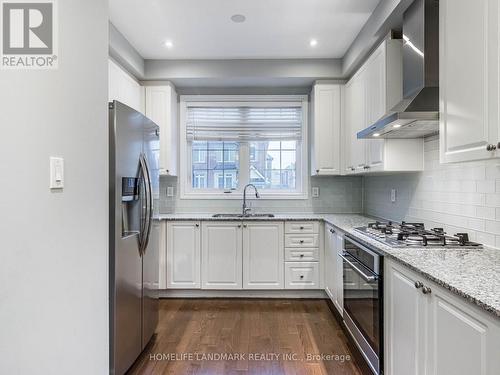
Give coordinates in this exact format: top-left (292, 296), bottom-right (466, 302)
top-left (439, 0), bottom-right (500, 163)
top-left (344, 38), bottom-right (424, 174)
top-left (345, 70), bottom-right (367, 173)
top-left (145, 85), bottom-right (178, 176)
top-left (108, 59), bottom-right (143, 113)
top-left (310, 83), bottom-right (342, 175)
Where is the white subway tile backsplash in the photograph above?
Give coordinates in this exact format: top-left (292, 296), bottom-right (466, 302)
top-left (477, 180), bottom-right (495, 193)
top-left (364, 138), bottom-right (500, 249)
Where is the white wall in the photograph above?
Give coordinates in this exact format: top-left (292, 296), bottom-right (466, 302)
top-left (364, 136), bottom-right (500, 249)
top-left (0, 1), bottom-right (109, 374)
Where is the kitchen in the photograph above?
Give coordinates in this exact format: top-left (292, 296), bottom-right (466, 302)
top-left (1, 0), bottom-right (499, 374)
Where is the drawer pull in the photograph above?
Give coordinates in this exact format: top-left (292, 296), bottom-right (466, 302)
top-left (299, 240), bottom-right (304, 244)
top-left (300, 254), bottom-right (304, 258)
top-left (422, 286), bottom-right (432, 295)
top-left (414, 281), bottom-right (423, 289)
top-left (299, 226), bottom-right (304, 230)
top-left (300, 275), bottom-right (304, 279)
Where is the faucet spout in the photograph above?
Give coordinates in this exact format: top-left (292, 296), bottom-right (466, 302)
top-left (242, 184), bottom-right (260, 215)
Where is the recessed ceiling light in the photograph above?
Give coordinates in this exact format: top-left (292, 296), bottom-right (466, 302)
top-left (310, 39), bottom-right (318, 47)
top-left (164, 40), bottom-right (173, 49)
top-left (393, 124), bottom-right (402, 128)
top-left (231, 14), bottom-right (246, 23)
top-left (373, 133), bottom-right (381, 137)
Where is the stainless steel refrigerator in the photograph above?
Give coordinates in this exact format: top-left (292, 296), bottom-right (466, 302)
top-left (109, 101), bottom-right (159, 375)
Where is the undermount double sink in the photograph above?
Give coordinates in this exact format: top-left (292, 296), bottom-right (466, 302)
top-left (212, 213), bottom-right (275, 218)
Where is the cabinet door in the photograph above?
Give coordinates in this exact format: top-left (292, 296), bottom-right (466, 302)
top-left (243, 222), bottom-right (284, 289)
top-left (365, 45), bottom-right (386, 169)
top-left (145, 86), bottom-right (178, 175)
top-left (311, 84), bottom-right (341, 175)
top-left (324, 225), bottom-right (336, 301)
top-left (440, 0), bottom-right (500, 163)
top-left (202, 222), bottom-right (242, 289)
top-left (333, 234), bottom-right (344, 314)
top-left (384, 261), bottom-right (427, 375)
top-left (426, 286), bottom-right (500, 375)
top-left (345, 72), bottom-right (367, 173)
top-left (166, 221), bottom-right (201, 289)
top-left (108, 59), bottom-right (143, 113)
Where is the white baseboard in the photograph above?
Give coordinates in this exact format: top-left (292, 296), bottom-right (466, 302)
top-left (159, 289), bottom-right (328, 299)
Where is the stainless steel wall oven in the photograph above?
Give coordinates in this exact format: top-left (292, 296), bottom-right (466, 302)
top-left (342, 235), bottom-right (383, 374)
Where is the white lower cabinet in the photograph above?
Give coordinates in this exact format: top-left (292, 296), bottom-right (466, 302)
top-left (201, 222), bottom-right (243, 289)
top-left (166, 221), bottom-right (201, 289)
top-left (325, 224), bottom-right (343, 315)
top-left (243, 222), bottom-right (284, 289)
top-left (285, 262), bottom-right (319, 288)
top-left (284, 221), bottom-right (321, 289)
top-left (385, 259), bottom-right (500, 375)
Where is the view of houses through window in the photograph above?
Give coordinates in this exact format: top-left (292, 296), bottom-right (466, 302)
top-left (191, 140), bottom-right (297, 191)
top-left (192, 141), bottom-right (239, 189)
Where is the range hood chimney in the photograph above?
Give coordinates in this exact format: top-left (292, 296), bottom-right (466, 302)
top-left (358, 0), bottom-right (439, 139)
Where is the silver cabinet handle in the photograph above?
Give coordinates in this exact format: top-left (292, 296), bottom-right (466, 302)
top-left (243, 224), bottom-right (247, 228)
top-left (237, 224), bottom-right (242, 228)
top-left (415, 281), bottom-right (423, 289)
top-left (329, 228), bottom-right (334, 233)
top-left (340, 254), bottom-right (377, 282)
top-left (486, 144), bottom-right (497, 151)
top-left (422, 286), bottom-right (432, 294)
top-left (195, 223), bottom-right (199, 228)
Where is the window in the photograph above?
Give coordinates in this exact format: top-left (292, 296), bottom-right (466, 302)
top-left (180, 95), bottom-right (308, 199)
top-left (191, 141), bottom-right (239, 190)
top-left (249, 141), bottom-right (297, 190)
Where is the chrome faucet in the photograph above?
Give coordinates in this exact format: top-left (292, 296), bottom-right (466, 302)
top-left (242, 184), bottom-right (260, 215)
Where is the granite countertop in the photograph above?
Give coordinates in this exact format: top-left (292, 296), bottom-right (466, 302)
top-left (158, 213), bottom-right (500, 319)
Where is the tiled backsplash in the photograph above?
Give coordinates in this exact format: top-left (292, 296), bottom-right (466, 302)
top-left (364, 136), bottom-right (500, 249)
top-left (159, 175), bottom-right (363, 214)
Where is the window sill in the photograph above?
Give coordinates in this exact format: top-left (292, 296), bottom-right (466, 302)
top-left (179, 192), bottom-right (309, 200)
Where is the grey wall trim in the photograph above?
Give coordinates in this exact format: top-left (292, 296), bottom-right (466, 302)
top-left (109, 22), bottom-right (145, 78)
top-left (144, 58), bottom-right (343, 88)
top-left (342, 0), bottom-right (413, 77)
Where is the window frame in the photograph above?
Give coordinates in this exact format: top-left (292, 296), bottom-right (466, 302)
top-left (179, 95), bottom-right (309, 200)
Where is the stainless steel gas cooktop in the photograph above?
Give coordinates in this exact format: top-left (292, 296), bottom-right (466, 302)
top-left (355, 221), bottom-right (482, 249)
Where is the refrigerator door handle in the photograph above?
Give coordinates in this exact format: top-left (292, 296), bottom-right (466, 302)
top-left (140, 153), bottom-right (153, 255)
top-left (138, 154), bottom-right (151, 256)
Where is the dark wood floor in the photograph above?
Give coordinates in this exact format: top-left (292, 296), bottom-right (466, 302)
top-left (128, 299), bottom-right (367, 375)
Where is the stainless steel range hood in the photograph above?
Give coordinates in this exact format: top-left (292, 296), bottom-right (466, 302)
top-left (358, 0), bottom-right (439, 139)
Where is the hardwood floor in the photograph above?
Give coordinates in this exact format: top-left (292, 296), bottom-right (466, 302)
top-left (128, 299), bottom-right (368, 375)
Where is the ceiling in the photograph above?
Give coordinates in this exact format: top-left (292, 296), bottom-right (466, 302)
top-left (109, 0), bottom-right (380, 60)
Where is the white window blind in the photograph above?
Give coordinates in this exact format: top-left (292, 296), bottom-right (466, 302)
top-left (186, 105), bottom-right (303, 141)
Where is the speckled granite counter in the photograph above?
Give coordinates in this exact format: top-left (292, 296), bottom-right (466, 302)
top-left (158, 213), bottom-right (500, 318)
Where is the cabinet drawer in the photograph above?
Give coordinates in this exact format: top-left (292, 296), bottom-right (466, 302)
top-left (285, 248), bottom-right (319, 262)
top-left (285, 221), bottom-right (319, 234)
top-left (285, 262), bottom-right (320, 289)
top-left (285, 234), bottom-right (319, 248)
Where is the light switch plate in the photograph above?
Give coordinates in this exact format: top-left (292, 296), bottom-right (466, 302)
top-left (312, 187), bottom-right (320, 198)
top-left (167, 186), bottom-right (174, 197)
top-left (50, 157), bottom-right (64, 189)
top-left (390, 188), bottom-right (397, 203)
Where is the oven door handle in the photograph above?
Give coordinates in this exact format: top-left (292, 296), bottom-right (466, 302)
top-left (340, 253), bottom-right (378, 282)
